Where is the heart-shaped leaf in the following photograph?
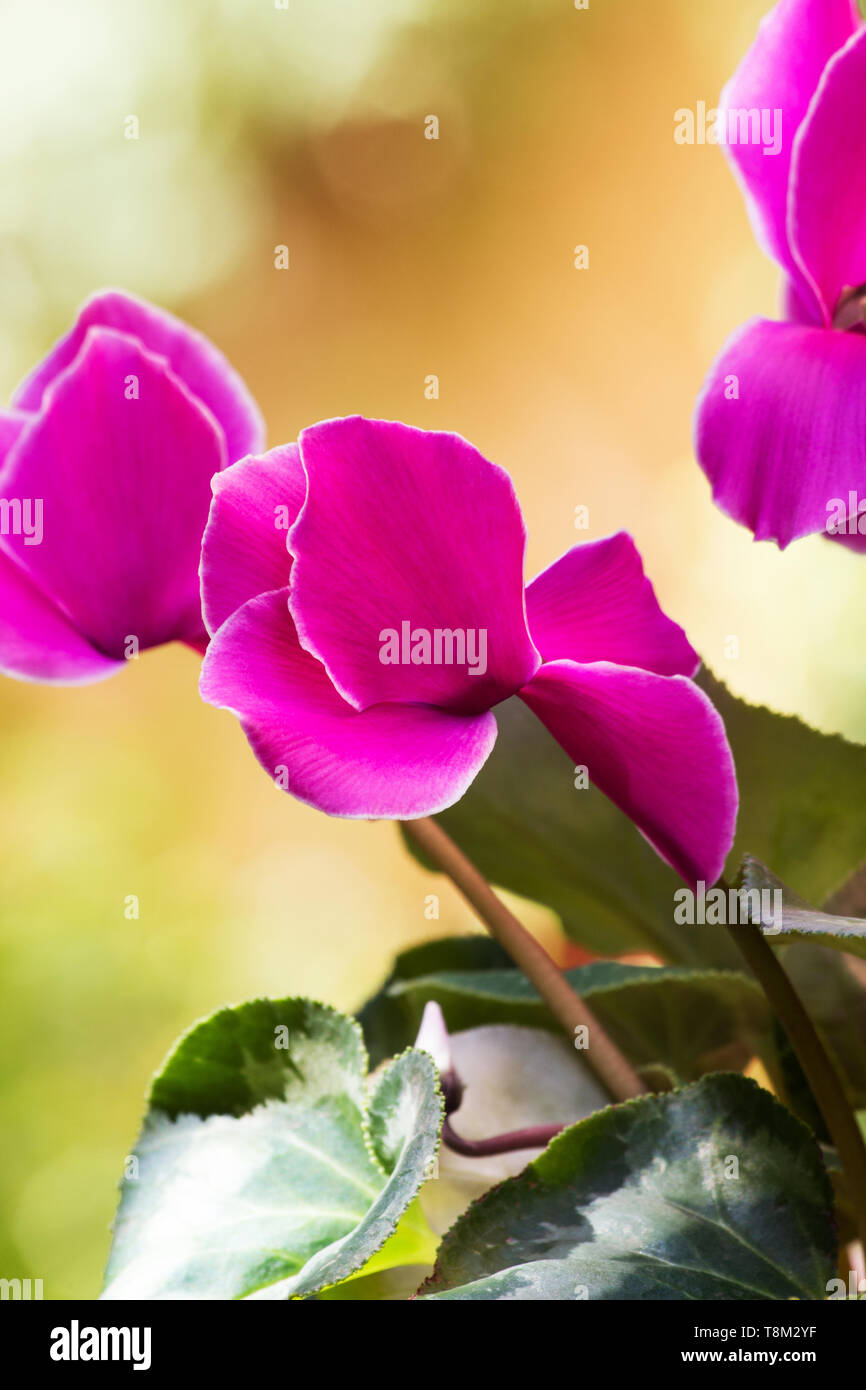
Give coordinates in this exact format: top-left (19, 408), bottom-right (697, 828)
top-left (102, 998), bottom-right (442, 1300)
top-left (419, 1073), bottom-right (835, 1301)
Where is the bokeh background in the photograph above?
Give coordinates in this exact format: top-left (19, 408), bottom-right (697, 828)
top-left (2, 0), bottom-right (865, 1298)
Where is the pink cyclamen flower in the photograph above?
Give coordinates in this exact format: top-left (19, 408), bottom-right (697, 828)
top-left (0, 290), bottom-right (264, 682)
top-left (695, 0), bottom-right (866, 550)
top-left (200, 417), bottom-right (737, 885)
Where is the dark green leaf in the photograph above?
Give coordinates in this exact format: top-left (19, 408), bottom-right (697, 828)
top-left (419, 1074), bottom-right (835, 1301)
top-left (707, 673), bottom-right (866, 907)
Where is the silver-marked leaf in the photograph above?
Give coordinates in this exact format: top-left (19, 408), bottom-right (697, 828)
top-left (419, 1074), bottom-right (835, 1301)
top-left (102, 998), bottom-right (442, 1300)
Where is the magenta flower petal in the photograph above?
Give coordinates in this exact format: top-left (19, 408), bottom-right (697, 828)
top-left (200, 445), bottom-right (303, 636)
top-left (789, 26), bottom-right (866, 322)
top-left (781, 275), bottom-right (824, 327)
top-left (525, 533), bottom-right (698, 677)
top-left (0, 549), bottom-right (120, 683)
top-left (694, 316), bottom-right (866, 546)
top-left (199, 416), bottom-right (735, 855)
top-left (200, 588), bottom-right (498, 818)
top-left (720, 0), bottom-right (858, 314)
top-left (2, 328), bottom-right (226, 658)
top-left (828, 529), bottom-right (866, 555)
top-left (519, 661), bottom-right (737, 886)
top-left (288, 417), bottom-right (539, 714)
top-left (13, 289), bottom-right (264, 464)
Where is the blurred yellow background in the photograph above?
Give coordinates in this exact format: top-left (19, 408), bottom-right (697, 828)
top-left (2, 0), bottom-right (865, 1298)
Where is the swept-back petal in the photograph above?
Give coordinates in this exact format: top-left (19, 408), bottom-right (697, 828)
top-left (719, 0), bottom-right (858, 318)
top-left (525, 534), bottom-right (698, 677)
top-left (0, 549), bottom-right (120, 683)
top-left (200, 588), bottom-right (498, 818)
top-left (200, 445), bottom-right (303, 636)
top-left (694, 316), bottom-right (866, 547)
top-left (289, 417), bottom-right (539, 715)
top-left (13, 289), bottom-right (264, 463)
top-left (789, 26), bottom-right (866, 323)
top-left (519, 661), bottom-right (737, 886)
top-left (2, 328), bottom-right (226, 658)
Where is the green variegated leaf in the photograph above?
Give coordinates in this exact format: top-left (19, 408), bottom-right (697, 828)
top-left (419, 1074), bottom-right (835, 1301)
top-left (312, 1198), bottom-right (438, 1299)
top-left (102, 998), bottom-right (442, 1300)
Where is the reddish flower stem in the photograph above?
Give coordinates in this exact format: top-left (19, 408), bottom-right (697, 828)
top-left (403, 816), bottom-right (648, 1104)
top-left (442, 1116), bottom-right (565, 1158)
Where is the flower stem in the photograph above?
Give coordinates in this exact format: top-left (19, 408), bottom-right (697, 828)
top-left (403, 816), bottom-right (648, 1103)
top-left (722, 888), bottom-right (866, 1249)
top-left (442, 1116), bottom-right (564, 1158)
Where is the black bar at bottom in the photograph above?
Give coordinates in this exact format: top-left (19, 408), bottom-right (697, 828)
top-left (1, 1296), bottom-right (861, 1375)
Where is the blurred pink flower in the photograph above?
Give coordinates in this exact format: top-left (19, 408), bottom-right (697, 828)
top-left (695, 0), bottom-right (866, 549)
top-left (0, 290), bottom-right (263, 682)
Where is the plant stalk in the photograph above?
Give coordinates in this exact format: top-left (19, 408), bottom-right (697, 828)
top-left (723, 893), bottom-right (866, 1250)
top-left (442, 1117), bottom-right (564, 1158)
top-left (403, 816), bottom-right (648, 1103)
